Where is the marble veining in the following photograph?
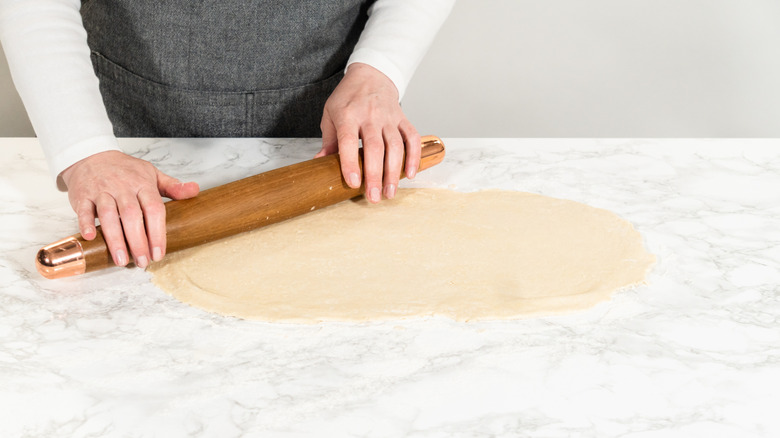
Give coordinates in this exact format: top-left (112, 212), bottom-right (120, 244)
top-left (1, 138), bottom-right (779, 437)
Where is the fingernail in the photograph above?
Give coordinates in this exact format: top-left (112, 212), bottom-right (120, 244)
top-left (116, 249), bottom-right (128, 267)
top-left (83, 226), bottom-right (94, 238)
top-left (407, 167), bottom-right (417, 179)
top-left (136, 255), bottom-right (148, 269)
top-left (385, 184), bottom-right (396, 199)
top-left (349, 173), bottom-right (360, 188)
top-left (369, 187), bottom-right (380, 203)
top-left (152, 247), bottom-right (163, 262)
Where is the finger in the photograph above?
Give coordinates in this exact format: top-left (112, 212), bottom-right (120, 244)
top-left (138, 187), bottom-right (167, 262)
top-left (361, 127), bottom-right (385, 204)
top-left (400, 120), bottom-right (421, 179)
top-left (382, 129), bottom-right (404, 200)
top-left (157, 169), bottom-right (199, 200)
top-left (94, 193), bottom-right (129, 267)
top-left (336, 122), bottom-right (362, 189)
top-left (75, 199), bottom-right (98, 240)
top-left (316, 113), bottom-right (339, 158)
top-left (116, 194), bottom-right (150, 269)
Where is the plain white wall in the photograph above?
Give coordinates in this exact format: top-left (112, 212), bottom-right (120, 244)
top-left (403, 0), bottom-right (780, 137)
top-left (0, 43), bottom-right (34, 136)
top-left (3, 0), bottom-right (780, 137)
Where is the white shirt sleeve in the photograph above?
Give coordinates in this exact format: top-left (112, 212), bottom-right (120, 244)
top-left (0, 0), bottom-right (119, 190)
top-left (347, 0), bottom-right (456, 100)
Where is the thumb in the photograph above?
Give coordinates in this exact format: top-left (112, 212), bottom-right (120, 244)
top-left (157, 169), bottom-right (200, 200)
top-left (315, 112), bottom-right (339, 158)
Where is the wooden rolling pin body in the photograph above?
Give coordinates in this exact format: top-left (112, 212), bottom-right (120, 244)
top-left (36, 136), bottom-right (445, 279)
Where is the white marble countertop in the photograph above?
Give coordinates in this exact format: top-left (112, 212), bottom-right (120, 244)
top-left (1, 138), bottom-right (779, 437)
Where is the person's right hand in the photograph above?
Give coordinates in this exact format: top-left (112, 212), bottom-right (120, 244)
top-left (60, 151), bottom-right (200, 269)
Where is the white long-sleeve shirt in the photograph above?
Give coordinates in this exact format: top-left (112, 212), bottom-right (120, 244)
top-left (0, 0), bottom-right (455, 188)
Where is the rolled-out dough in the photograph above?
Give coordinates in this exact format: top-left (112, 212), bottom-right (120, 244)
top-left (149, 189), bottom-right (655, 322)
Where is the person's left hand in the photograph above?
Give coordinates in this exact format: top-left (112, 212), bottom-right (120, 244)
top-left (316, 62), bottom-right (421, 203)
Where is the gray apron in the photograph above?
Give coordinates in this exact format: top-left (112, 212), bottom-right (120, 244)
top-left (80, 0), bottom-right (374, 137)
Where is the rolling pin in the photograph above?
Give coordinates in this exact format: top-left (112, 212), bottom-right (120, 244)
top-left (36, 135), bottom-right (446, 279)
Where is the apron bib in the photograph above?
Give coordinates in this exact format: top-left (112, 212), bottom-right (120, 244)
top-left (81, 0), bottom-right (373, 137)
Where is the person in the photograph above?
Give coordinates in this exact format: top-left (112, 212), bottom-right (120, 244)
top-left (0, 0), bottom-right (455, 270)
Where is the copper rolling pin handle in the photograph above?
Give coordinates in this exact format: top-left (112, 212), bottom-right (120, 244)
top-left (36, 236), bottom-right (87, 279)
top-left (417, 135), bottom-right (445, 172)
top-left (36, 135), bottom-right (446, 280)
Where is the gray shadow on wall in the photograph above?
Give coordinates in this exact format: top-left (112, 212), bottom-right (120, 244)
top-left (0, 44), bottom-right (36, 137)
